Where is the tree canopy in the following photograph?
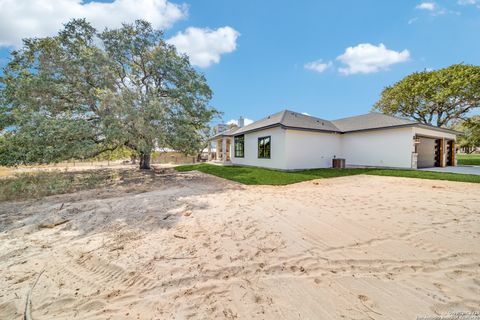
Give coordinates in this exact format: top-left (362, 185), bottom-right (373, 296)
top-left (374, 64), bottom-right (480, 127)
top-left (455, 116), bottom-right (480, 153)
top-left (0, 19), bottom-right (218, 169)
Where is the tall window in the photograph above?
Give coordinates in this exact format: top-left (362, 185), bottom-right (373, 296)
top-left (234, 135), bottom-right (244, 158)
top-left (258, 136), bottom-right (271, 159)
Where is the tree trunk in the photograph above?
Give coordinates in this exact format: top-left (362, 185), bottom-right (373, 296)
top-left (139, 153), bottom-right (151, 170)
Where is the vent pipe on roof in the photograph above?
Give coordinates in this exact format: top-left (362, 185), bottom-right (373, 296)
top-left (238, 116), bottom-right (245, 128)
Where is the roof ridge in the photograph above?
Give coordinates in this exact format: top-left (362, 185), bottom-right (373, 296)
top-left (279, 110), bottom-right (289, 124)
top-left (284, 109), bottom-right (331, 121)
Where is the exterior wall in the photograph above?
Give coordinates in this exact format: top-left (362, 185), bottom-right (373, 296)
top-left (231, 127), bottom-right (287, 170)
top-left (284, 129), bottom-right (342, 169)
top-left (228, 125), bottom-right (458, 170)
top-left (341, 127), bottom-right (415, 168)
top-left (417, 137), bottom-right (436, 168)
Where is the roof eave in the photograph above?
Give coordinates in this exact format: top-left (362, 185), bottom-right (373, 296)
top-left (340, 123), bottom-right (417, 133)
top-left (232, 124), bottom-right (342, 136)
top-left (232, 123), bottom-right (282, 136)
top-left (208, 131), bottom-right (237, 141)
top-left (342, 123), bottom-right (462, 135)
top-left (415, 123), bottom-right (463, 135)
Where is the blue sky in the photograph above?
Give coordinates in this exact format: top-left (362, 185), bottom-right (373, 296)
top-left (1, 0), bottom-right (479, 126)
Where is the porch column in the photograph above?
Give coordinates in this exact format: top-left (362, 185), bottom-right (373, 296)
top-left (452, 141), bottom-right (456, 166)
top-left (216, 139), bottom-right (221, 160)
top-left (207, 142), bottom-right (212, 161)
top-left (222, 137), bottom-right (227, 163)
top-left (441, 138), bottom-right (446, 167)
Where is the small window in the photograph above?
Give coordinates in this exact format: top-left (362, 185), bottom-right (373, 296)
top-left (258, 136), bottom-right (271, 159)
top-left (234, 135), bottom-right (244, 158)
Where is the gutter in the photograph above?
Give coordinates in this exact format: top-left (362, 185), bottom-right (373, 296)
top-left (328, 123), bottom-right (461, 135)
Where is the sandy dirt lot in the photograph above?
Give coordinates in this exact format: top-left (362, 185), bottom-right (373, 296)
top-left (0, 171), bottom-right (479, 319)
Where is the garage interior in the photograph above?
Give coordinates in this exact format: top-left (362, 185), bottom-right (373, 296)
top-left (415, 136), bottom-right (456, 169)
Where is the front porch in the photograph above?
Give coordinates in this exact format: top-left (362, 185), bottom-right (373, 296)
top-left (207, 135), bottom-right (233, 164)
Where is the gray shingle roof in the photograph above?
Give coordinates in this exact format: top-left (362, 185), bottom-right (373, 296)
top-left (331, 112), bottom-right (416, 132)
top-left (233, 110), bottom-right (339, 135)
top-left (229, 110), bottom-right (285, 135)
top-left (210, 110), bottom-right (459, 140)
top-left (209, 126), bottom-right (240, 139)
top-left (281, 110), bottom-right (340, 131)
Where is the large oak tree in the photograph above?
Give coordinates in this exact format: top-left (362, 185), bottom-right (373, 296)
top-left (374, 64), bottom-right (480, 127)
top-left (0, 19), bottom-right (217, 169)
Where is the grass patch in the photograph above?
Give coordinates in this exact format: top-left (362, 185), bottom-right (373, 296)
top-left (176, 164), bottom-right (480, 185)
top-left (0, 170), bottom-right (122, 202)
top-left (457, 153), bottom-right (480, 166)
top-left (176, 164), bottom-right (373, 185)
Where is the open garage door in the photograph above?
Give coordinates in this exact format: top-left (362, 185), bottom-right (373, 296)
top-left (417, 137), bottom-right (437, 168)
top-left (416, 137), bottom-right (455, 168)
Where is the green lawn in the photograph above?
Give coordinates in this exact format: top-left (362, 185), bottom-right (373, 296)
top-left (457, 153), bottom-right (480, 166)
top-left (175, 163), bottom-right (480, 185)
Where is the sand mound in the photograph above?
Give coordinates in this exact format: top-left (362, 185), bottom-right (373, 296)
top-left (1, 172), bottom-right (479, 319)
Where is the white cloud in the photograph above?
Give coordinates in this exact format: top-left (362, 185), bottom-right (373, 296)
top-left (0, 0), bottom-right (187, 48)
top-left (458, 0), bottom-right (476, 4)
top-left (227, 118), bottom-right (253, 126)
top-left (167, 26), bottom-right (239, 68)
top-left (304, 60), bottom-right (332, 73)
top-left (414, 1), bottom-right (460, 16)
top-left (416, 2), bottom-right (436, 10)
top-left (336, 43), bottom-right (410, 75)
top-left (408, 17), bottom-right (419, 24)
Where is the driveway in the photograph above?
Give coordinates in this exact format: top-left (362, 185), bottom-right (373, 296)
top-left (420, 165), bottom-right (480, 175)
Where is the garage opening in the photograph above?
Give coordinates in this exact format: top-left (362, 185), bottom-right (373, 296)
top-left (446, 140), bottom-right (455, 166)
top-left (434, 139), bottom-right (442, 167)
top-left (417, 137), bottom-right (436, 168)
top-left (416, 136), bottom-right (455, 168)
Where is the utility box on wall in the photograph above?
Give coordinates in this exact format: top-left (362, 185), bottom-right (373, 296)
top-left (332, 158), bottom-right (346, 169)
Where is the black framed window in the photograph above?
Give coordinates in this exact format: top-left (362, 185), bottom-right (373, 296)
top-left (258, 136), bottom-right (271, 159)
top-left (234, 135), bottom-right (244, 158)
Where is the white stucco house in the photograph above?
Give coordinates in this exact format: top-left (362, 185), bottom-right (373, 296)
top-left (208, 110), bottom-right (460, 170)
